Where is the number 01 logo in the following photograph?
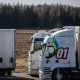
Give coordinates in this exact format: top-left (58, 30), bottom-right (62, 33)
top-left (55, 47), bottom-right (69, 59)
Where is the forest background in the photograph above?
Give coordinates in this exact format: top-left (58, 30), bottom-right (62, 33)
top-left (0, 3), bottom-right (80, 29)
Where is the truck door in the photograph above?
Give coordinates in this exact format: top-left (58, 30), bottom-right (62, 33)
top-left (43, 37), bottom-right (70, 68)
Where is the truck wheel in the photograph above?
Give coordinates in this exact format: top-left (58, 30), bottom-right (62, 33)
top-left (7, 70), bottom-right (12, 76)
top-left (52, 69), bottom-right (68, 80)
top-left (0, 71), bottom-right (4, 76)
top-left (1, 73), bottom-right (4, 76)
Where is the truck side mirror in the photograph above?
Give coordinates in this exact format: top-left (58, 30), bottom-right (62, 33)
top-left (30, 51), bottom-right (34, 54)
top-left (45, 52), bottom-right (49, 57)
top-left (33, 41), bottom-right (36, 43)
top-left (43, 43), bottom-right (46, 46)
top-left (30, 36), bottom-right (33, 40)
top-left (30, 43), bottom-right (34, 53)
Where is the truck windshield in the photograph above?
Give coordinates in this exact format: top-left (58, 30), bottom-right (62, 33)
top-left (48, 46), bottom-right (56, 57)
top-left (34, 38), bottom-right (44, 51)
top-left (34, 38), bottom-right (44, 41)
top-left (34, 42), bottom-right (42, 51)
top-left (41, 46), bottom-right (46, 56)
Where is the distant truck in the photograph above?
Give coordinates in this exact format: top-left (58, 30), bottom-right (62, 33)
top-left (0, 29), bottom-right (15, 76)
top-left (39, 26), bottom-right (80, 80)
top-left (28, 28), bottom-right (62, 75)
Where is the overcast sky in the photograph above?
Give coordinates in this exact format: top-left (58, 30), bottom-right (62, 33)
top-left (0, 0), bottom-right (80, 7)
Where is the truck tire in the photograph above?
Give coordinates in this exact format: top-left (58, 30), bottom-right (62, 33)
top-left (7, 70), bottom-right (12, 76)
top-left (0, 71), bottom-right (4, 76)
top-left (52, 69), bottom-right (69, 80)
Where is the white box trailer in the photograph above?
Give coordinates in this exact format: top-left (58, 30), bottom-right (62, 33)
top-left (0, 29), bottom-right (15, 76)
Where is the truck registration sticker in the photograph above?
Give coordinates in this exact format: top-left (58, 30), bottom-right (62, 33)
top-left (33, 62), bottom-right (35, 65)
top-left (55, 47), bottom-right (69, 59)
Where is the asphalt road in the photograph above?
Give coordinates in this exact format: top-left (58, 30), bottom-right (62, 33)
top-left (0, 73), bottom-right (41, 80)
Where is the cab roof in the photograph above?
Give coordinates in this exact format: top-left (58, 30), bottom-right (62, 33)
top-left (51, 29), bottom-right (74, 37)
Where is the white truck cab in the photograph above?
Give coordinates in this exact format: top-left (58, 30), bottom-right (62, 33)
top-left (29, 29), bottom-right (62, 75)
top-left (29, 30), bottom-right (51, 75)
top-left (39, 27), bottom-right (80, 80)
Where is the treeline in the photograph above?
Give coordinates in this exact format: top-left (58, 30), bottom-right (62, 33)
top-left (0, 3), bottom-right (80, 29)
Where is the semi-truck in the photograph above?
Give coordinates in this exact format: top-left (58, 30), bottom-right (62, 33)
top-left (28, 28), bottom-right (62, 75)
top-left (39, 26), bottom-right (80, 80)
top-left (0, 29), bottom-right (15, 76)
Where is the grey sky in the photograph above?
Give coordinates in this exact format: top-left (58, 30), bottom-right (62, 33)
top-left (0, 0), bottom-right (80, 7)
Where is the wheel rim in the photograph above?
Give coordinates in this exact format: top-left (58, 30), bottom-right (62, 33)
top-left (52, 70), bottom-right (67, 80)
top-left (56, 73), bottom-right (62, 80)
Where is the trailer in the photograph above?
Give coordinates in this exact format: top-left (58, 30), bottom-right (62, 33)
top-left (0, 29), bottom-right (15, 76)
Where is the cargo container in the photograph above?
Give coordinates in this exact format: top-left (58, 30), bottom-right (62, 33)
top-left (0, 29), bottom-right (15, 76)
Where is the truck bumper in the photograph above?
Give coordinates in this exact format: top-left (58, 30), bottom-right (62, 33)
top-left (39, 70), bottom-right (45, 79)
top-left (29, 62), bottom-right (39, 75)
top-left (39, 70), bottom-right (51, 80)
top-left (29, 68), bottom-right (39, 75)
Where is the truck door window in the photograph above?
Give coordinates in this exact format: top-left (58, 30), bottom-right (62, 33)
top-left (34, 42), bottom-right (42, 51)
top-left (48, 46), bottom-right (56, 58)
top-left (30, 37), bottom-right (33, 50)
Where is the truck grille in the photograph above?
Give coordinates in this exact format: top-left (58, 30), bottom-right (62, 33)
top-left (44, 67), bottom-right (51, 71)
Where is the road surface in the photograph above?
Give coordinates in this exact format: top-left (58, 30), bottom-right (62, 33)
top-left (0, 73), bottom-right (41, 80)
